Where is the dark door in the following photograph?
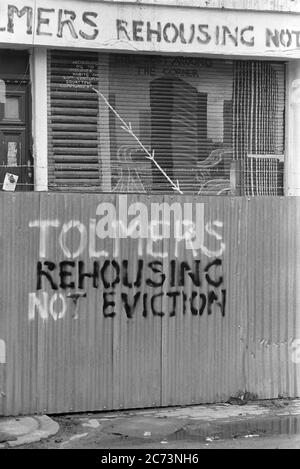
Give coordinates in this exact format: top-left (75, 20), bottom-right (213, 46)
top-left (0, 80), bottom-right (33, 191)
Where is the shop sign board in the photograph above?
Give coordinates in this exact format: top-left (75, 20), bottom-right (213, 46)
top-left (0, 0), bottom-right (300, 58)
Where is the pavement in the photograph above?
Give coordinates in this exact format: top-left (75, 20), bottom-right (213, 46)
top-left (1, 399), bottom-right (300, 448)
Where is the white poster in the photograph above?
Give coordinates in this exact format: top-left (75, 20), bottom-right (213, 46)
top-left (7, 141), bottom-right (18, 167)
top-left (3, 173), bottom-right (19, 191)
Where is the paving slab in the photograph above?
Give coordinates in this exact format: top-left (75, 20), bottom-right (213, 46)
top-left (0, 416), bottom-right (59, 448)
top-left (102, 416), bottom-right (185, 438)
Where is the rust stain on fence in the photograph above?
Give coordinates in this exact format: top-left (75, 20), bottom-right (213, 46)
top-left (0, 193), bottom-right (299, 416)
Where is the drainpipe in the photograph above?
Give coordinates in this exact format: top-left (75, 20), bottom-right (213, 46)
top-left (31, 47), bottom-right (48, 192)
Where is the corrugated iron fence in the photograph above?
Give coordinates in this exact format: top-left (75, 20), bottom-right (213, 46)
top-left (0, 193), bottom-right (299, 416)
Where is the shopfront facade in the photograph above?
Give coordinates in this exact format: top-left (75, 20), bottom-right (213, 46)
top-left (0, 0), bottom-right (299, 196)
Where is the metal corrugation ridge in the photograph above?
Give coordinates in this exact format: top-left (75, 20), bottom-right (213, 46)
top-left (0, 193), bottom-right (40, 416)
top-left (112, 194), bottom-right (163, 411)
top-left (161, 196), bottom-right (244, 406)
top-left (244, 197), bottom-right (300, 400)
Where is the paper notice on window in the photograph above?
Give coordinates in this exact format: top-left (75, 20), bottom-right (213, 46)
top-left (3, 173), bottom-right (18, 191)
top-left (7, 141), bottom-right (18, 167)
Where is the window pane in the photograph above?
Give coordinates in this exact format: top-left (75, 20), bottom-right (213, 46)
top-left (48, 50), bottom-right (286, 196)
top-left (101, 54), bottom-right (234, 194)
top-left (4, 97), bottom-right (20, 120)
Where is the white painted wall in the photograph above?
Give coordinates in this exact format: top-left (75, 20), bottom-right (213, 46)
top-left (77, 0), bottom-right (300, 14)
top-left (0, 340), bottom-right (6, 364)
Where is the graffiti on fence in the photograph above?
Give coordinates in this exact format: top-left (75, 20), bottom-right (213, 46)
top-left (28, 196), bottom-right (225, 258)
top-left (28, 258), bottom-right (226, 321)
top-left (28, 197), bottom-right (227, 322)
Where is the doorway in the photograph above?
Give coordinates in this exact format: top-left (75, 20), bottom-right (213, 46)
top-left (0, 50), bottom-right (33, 191)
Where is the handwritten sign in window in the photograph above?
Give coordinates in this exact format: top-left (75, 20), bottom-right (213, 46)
top-left (60, 60), bottom-right (97, 89)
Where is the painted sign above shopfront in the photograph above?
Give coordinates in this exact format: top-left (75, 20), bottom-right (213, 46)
top-left (1, 0), bottom-right (300, 58)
